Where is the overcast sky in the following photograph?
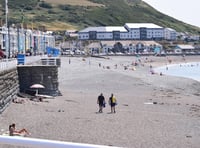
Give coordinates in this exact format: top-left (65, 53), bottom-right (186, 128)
top-left (142, 0), bottom-right (200, 27)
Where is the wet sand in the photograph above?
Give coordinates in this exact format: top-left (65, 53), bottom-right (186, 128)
top-left (1, 55), bottom-right (200, 148)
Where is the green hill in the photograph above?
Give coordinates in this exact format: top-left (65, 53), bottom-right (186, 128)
top-left (0, 0), bottom-right (199, 34)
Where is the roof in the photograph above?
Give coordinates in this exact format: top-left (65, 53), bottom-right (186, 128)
top-left (165, 28), bottom-right (176, 31)
top-left (125, 23), bottom-right (163, 29)
top-left (101, 40), bottom-right (162, 47)
top-left (88, 42), bottom-right (101, 48)
top-left (177, 44), bottom-right (195, 49)
top-left (79, 26), bottom-right (128, 33)
top-left (101, 41), bottom-right (117, 46)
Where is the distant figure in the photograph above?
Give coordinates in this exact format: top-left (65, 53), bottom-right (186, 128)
top-left (9, 123), bottom-right (30, 136)
top-left (97, 93), bottom-right (105, 113)
top-left (115, 64), bottom-right (117, 69)
top-left (109, 93), bottom-right (117, 113)
top-left (69, 58), bottom-right (71, 64)
top-left (12, 98), bottom-right (25, 104)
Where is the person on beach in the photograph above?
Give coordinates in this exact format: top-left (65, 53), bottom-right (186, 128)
top-left (97, 93), bottom-right (105, 113)
top-left (109, 93), bottom-right (117, 113)
top-left (9, 123), bottom-right (30, 136)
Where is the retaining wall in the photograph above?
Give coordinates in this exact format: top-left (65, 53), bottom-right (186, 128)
top-left (17, 65), bottom-right (60, 96)
top-left (0, 68), bottom-right (19, 113)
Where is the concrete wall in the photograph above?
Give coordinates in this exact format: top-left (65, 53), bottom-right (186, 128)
top-left (17, 65), bottom-right (60, 96)
top-left (0, 68), bottom-right (19, 113)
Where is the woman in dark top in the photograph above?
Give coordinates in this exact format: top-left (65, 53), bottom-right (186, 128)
top-left (109, 93), bottom-right (117, 113)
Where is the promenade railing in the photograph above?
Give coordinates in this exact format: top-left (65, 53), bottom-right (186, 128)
top-left (0, 136), bottom-right (118, 148)
top-left (0, 55), bottom-right (47, 71)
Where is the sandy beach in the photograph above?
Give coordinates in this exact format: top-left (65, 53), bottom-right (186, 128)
top-left (1, 55), bottom-right (200, 148)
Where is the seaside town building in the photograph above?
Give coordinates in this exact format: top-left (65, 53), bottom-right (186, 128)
top-left (86, 40), bottom-right (163, 55)
top-left (0, 26), bottom-right (55, 58)
top-left (164, 28), bottom-right (177, 41)
top-left (78, 23), bottom-right (176, 41)
top-left (175, 44), bottom-right (195, 54)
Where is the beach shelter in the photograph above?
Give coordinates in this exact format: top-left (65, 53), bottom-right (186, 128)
top-left (30, 84), bottom-right (45, 96)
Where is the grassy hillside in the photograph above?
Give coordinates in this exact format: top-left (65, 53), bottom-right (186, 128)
top-left (0, 0), bottom-right (199, 34)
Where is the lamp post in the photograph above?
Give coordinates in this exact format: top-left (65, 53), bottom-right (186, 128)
top-left (5, 0), bottom-right (8, 64)
top-left (5, 0), bottom-right (8, 27)
top-left (24, 30), bottom-right (27, 54)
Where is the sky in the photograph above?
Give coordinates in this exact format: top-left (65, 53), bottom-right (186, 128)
top-left (142, 0), bottom-right (200, 27)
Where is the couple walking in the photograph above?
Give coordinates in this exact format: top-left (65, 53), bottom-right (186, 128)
top-left (97, 93), bottom-right (117, 113)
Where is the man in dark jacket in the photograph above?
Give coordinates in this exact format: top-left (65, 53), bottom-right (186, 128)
top-left (97, 93), bottom-right (105, 113)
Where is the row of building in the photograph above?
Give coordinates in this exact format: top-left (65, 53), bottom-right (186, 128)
top-left (87, 41), bottom-right (200, 55)
top-left (87, 40), bottom-right (163, 55)
top-left (61, 40), bottom-right (163, 55)
top-left (0, 26), bottom-right (55, 58)
top-left (61, 39), bottom-right (200, 56)
top-left (78, 23), bottom-right (177, 41)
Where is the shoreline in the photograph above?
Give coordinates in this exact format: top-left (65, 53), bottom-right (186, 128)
top-left (152, 56), bottom-right (200, 82)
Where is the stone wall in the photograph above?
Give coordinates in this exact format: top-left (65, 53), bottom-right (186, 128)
top-left (0, 68), bottom-right (19, 113)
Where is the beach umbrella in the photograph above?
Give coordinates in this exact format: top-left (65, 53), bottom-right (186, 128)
top-left (30, 84), bottom-right (45, 95)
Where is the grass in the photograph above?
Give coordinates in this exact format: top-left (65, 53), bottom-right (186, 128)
top-left (37, 21), bottom-right (77, 31)
top-left (44, 0), bottom-right (104, 6)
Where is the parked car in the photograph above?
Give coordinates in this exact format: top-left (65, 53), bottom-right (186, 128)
top-left (62, 50), bottom-right (74, 55)
top-left (0, 50), bottom-right (6, 58)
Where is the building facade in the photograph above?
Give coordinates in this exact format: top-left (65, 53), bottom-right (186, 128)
top-left (85, 40), bottom-right (163, 55)
top-left (0, 26), bottom-right (55, 57)
top-left (164, 28), bottom-right (177, 41)
top-left (78, 23), bottom-right (174, 41)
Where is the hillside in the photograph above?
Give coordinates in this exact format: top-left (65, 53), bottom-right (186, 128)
top-left (0, 0), bottom-right (199, 34)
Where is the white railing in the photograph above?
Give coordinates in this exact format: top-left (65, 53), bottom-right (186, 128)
top-left (0, 58), bottom-right (17, 70)
top-left (41, 58), bottom-right (57, 66)
top-left (0, 55), bottom-right (46, 71)
top-left (0, 136), bottom-right (119, 148)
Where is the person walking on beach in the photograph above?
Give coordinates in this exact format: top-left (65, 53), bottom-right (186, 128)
top-left (109, 93), bottom-right (117, 113)
top-left (97, 93), bottom-right (105, 113)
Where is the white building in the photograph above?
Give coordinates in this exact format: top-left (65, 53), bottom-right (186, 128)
top-left (78, 23), bottom-right (168, 41)
top-left (175, 44), bottom-right (195, 54)
top-left (124, 23), bottom-right (164, 40)
top-left (78, 26), bottom-right (128, 40)
top-left (164, 28), bottom-right (177, 40)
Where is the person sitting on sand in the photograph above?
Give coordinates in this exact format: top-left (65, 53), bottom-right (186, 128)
top-left (12, 98), bottom-right (25, 104)
top-left (9, 123), bottom-right (30, 136)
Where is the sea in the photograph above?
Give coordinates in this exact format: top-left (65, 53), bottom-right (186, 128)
top-left (155, 62), bottom-right (200, 82)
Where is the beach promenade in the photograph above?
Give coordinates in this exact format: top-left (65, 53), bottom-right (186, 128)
top-left (0, 55), bottom-right (200, 148)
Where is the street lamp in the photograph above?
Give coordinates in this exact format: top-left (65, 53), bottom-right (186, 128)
top-left (5, 0), bottom-right (8, 63)
top-left (5, 0), bottom-right (8, 27)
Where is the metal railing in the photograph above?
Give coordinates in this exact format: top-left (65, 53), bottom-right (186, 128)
top-left (0, 55), bottom-right (47, 71)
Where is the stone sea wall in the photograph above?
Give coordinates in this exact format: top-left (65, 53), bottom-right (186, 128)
top-left (0, 68), bottom-right (19, 113)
